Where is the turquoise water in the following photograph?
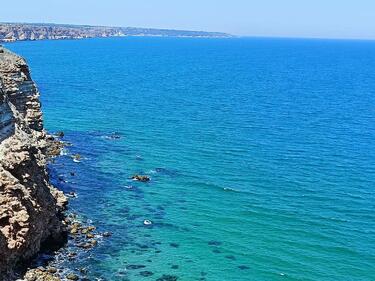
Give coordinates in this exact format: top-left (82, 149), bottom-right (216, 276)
top-left (7, 37), bottom-right (375, 280)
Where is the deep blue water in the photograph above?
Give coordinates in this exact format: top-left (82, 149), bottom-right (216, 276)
top-left (6, 37), bottom-right (375, 281)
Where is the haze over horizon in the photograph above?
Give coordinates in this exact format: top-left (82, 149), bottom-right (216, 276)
top-left (1, 0), bottom-right (375, 40)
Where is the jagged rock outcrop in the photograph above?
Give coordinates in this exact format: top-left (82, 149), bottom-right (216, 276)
top-left (0, 46), bottom-right (67, 280)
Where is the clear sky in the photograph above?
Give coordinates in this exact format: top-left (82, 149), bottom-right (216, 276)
top-left (1, 0), bottom-right (374, 39)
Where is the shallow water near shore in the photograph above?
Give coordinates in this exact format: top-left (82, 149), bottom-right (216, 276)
top-left (7, 37), bottom-right (375, 280)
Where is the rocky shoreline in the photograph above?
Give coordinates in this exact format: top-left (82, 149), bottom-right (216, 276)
top-left (0, 23), bottom-right (233, 43)
top-left (0, 46), bottom-right (68, 280)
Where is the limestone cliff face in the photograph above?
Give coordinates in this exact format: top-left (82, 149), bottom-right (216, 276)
top-left (0, 23), bottom-right (232, 42)
top-left (0, 46), bottom-right (67, 280)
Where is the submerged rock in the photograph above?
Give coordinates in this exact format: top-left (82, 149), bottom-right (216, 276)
top-left (55, 131), bottom-right (64, 138)
top-left (208, 240), bottom-right (222, 246)
top-left (238, 265), bottom-right (250, 270)
top-left (106, 132), bottom-right (121, 140)
top-left (127, 264), bottom-right (146, 270)
top-left (67, 252), bottom-right (77, 258)
top-left (225, 255), bottom-right (236, 260)
top-left (67, 191), bottom-right (77, 198)
top-left (139, 270), bottom-right (154, 277)
top-left (156, 274), bottom-right (179, 281)
top-left (102, 231), bottom-right (112, 237)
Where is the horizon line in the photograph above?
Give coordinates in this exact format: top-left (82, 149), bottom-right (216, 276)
top-left (2, 21), bottom-right (375, 42)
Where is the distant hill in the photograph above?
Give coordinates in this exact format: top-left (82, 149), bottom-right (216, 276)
top-left (0, 23), bottom-right (233, 42)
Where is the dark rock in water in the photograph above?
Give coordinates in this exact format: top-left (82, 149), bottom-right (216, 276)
top-left (66, 273), bottom-right (79, 280)
top-left (208, 240), bottom-right (222, 246)
top-left (225, 255), bottom-right (236, 260)
top-left (171, 265), bottom-right (179, 269)
top-left (67, 191), bottom-right (77, 198)
top-left (132, 174), bottom-right (151, 182)
top-left (143, 219), bottom-right (153, 225)
top-left (47, 267), bottom-right (57, 273)
top-left (156, 274), bottom-right (179, 281)
top-left (67, 252), bottom-right (77, 258)
top-left (77, 242), bottom-right (93, 249)
top-left (87, 226), bottom-right (96, 232)
top-left (72, 154), bottom-right (82, 162)
top-left (238, 265), bottom-right (250, 270)
top-left (70, 172), bottom-right (76, 176)
top-left (140, 271), bottom-right (154, 277)
top-left (117, 270), bottom-right (128, 276)
top-left (169, 243), bottom-right (179, 248)
top-left (127, 264), bottom-right (146, 270)
top-left (102, 231), bottom-right (112, 237)
top-left (56, 131), bottom-right (64, 138)
top-left (106, 132), bottom-right (122, 140)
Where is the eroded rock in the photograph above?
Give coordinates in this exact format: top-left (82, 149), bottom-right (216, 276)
top-left (0, 48), bottom-right (67, 280)
top-left (131, 175), bottom-right (151, 182)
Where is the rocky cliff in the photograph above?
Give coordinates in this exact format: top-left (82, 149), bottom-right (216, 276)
top-left (0, 23), bottom-right (232, 42)
top-left (0, 46), bottom-right (67, 280)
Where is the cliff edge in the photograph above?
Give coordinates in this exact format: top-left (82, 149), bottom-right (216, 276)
top-left (0, 23), bottom-right (233, 42)
top-left (0, 46), bottom-right (67, 280)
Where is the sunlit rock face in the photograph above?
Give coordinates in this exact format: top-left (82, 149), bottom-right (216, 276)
top-left (0, 46), bottom-right (67, 280)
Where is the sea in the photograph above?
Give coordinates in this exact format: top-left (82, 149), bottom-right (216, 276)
top-left (6, 37), bottom-right (375, 281)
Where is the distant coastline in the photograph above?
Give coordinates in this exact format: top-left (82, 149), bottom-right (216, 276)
top-left (0, 22), bottom-right (233, 42)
